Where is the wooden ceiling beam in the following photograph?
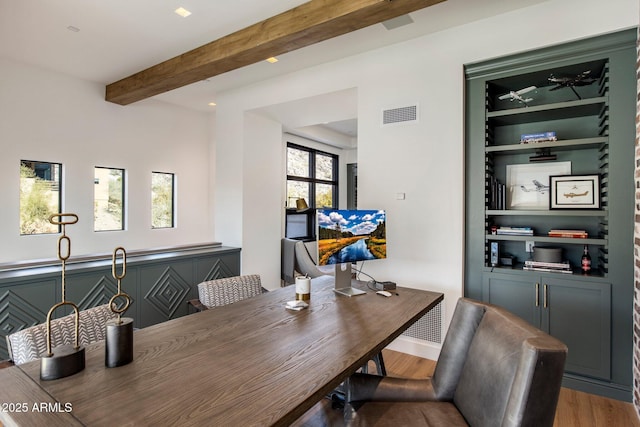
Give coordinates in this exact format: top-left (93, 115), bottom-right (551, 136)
top-left (105, 0), bottom-right (445, 105)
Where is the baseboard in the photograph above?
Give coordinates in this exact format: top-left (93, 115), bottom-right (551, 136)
top-left (386, 335), bottom-right (441, 361)
top-left (562, 374), bottom-right (633, 402)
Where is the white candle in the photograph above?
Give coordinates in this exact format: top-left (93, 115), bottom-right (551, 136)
top-left (295, 276), bottom-right (311, 301)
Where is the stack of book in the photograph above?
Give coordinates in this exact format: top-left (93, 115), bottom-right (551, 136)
top-left (496, 226), bottom-right (533, 236)
top-left (548, 229), bottom-right (588, 238)
top-left (523, 259), bottom-right (572, 274)
top-left (520, 131), bottom-right (557, 144)
top-left (488, 176), bottom-right (506, 210)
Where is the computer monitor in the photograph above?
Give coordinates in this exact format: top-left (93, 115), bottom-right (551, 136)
top-left (317, 209), bottom-right (387, 296)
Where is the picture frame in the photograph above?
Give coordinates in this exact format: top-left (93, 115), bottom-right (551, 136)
top-left (506, 161), bottom-right (571, 210)
top-left (550, 174), bottom-right (600, 209)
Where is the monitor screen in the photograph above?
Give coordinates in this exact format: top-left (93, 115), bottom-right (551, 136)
top-left (317, 209), bottom-right (386, 266)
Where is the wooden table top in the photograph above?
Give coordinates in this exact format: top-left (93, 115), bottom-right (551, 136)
top-left (0, 277), bottom-right (443, 427)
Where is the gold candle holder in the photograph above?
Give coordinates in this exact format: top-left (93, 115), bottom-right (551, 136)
top-left (105, 246), bottom-right (134, 367)
top-left (40, 213), bottom-right (85, 381)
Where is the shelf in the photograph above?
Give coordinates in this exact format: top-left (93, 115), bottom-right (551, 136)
top-left (486, 234), bottom-right (606, 245)
top-left (486, 209), bottom-right (607, 217)
top-left (483, 264), bottom-right (607, 279)
top-left (487, 97), bottom-right (607, 126)
top-left (485, 137), bottom-right (607, 154)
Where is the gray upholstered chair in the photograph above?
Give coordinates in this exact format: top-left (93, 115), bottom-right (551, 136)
top-left (188, 274), bottom-right (264, 312)
top-left (6, 304), bottom-right (117, 365)
top-left (344, 297), bottom-right (568, 427)
top-left (282, 238), bottom-right (332, 285)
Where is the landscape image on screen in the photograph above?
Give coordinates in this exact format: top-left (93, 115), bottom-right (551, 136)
top-left (317, 209), bottom-right (386, 266)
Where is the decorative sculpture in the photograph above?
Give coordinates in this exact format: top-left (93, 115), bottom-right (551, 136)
top-left (105, 246), bottom-right (134, 367)
top-left (40, 213), bottom-right (85, 381)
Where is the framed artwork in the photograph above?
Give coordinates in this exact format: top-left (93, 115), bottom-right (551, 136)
top-left (506, 161), bottom-right (571, 210)
top-left (550, 174), bottom-right (600, 209)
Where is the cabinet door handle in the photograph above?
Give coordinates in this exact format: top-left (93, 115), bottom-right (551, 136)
top-left (535, 283), bottom-right (539, 307)
top-left (543, 284), bottom-right (548, 309)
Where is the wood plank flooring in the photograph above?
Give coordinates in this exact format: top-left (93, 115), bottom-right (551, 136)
top-left (292, 349), bottom-right (640, 427)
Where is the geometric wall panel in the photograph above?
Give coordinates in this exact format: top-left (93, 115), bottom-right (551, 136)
top-left (78, 275), bottom-right (119, 310)
top-left (0, 246), bottom-right (240, 358)
top-left (145, 266), bottom-right (191, 317)
top-left (0, 290), bottom-right (46, 357)
top-left (202, 259), bottom-right (235, 282)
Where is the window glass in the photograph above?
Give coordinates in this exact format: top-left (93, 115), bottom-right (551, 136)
top-left (94, 167), bottom-right (124, 231)
top-left (20, 160), bottom-right (61, 235)
top-left (315, 183), bottom-right (333, 208)
top-left (315, 153), bottom-right (334, 181)
top-left (286, 181), bottom-right (310, 210)
top-left (287, 146), bottom-right (310, 177)
top-left (151, 172), bottom-right (175, 229)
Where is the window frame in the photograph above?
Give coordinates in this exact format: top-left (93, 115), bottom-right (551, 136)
top-left (285, 143), bottom-right (338, 240)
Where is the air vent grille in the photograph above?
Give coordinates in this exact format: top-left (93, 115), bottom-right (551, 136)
top-left (382, 105), bottom-right (418, 125)
top-left (401, 299), bottom-right (443, 344)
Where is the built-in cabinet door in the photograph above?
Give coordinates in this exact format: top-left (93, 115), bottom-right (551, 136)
top-left (482, 273), bottom-right (540, 327)
top-left (483, 272), bottom-right (611, 380)
top-left (541, 277), bottom-right (611, 380)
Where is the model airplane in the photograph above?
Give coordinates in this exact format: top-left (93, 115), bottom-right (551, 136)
top-left (548, 70), bottom-right (598, 99)
top-left (520, 179), bottom-right (549, 194)
top-left (498, 86), bottom-right (537, 105)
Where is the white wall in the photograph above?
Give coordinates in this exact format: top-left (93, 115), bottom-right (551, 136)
top-left (213, 0), bottom-right (638, 359)
top-left (241, 112), bottom-right (284, 285)
top-left (0, 58), bottom-right (213, 263)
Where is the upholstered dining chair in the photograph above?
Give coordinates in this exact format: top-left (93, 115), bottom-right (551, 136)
top-left (6, 304), bottom-right (117, 365)
top-left (188, 274), bottom-right (265, 312)
top-left (344, 297), bottom-right (568, 427)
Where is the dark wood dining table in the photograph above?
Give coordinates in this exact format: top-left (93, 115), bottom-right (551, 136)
top-left (0, 276), bottom-right (443, 426)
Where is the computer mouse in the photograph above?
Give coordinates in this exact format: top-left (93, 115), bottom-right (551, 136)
top-left (376, 290), bottom-right (392, 297)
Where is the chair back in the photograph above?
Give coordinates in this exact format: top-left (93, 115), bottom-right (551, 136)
top-left (197, 274), bottom-right (263, 308)
top-left (293, 241), bottom-right (329, 278)
top-left (6, 304), bottom-right (117, 365)
top-left (435, 298), bottom-right (567, 427)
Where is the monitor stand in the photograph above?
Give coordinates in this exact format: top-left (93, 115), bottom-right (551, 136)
top-left (333, 263), bottom-right (366, 297)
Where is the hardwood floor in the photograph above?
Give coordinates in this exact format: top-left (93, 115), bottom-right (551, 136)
top-left (292, 349), bottom-right (640, 427)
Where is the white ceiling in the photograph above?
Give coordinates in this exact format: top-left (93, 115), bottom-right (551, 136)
top-left (0, 0), bottom-right (545, 137)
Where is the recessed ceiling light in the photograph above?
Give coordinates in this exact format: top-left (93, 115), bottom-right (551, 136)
top-left (266, 57), bottom-right (279, 63)
top-left (208, 102), bottom-right (217, 107)
top-left (175, 7), bottom-right (192, 18)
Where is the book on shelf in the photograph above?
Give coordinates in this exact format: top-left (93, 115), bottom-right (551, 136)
top-left (520, 131), bottom-right (557, 144)
top-left (522, 266), bottom-right (573, 274)
top-left (524, 260), bottom-right (571, 269)
top-left (523, 259), bottom-right (572, 274)
top-left (548, 229), bottom-right (588, 238)
top-left (487, 175), bottom-right (506, 210)
top-left (496, 226), bottom-right (534, 236)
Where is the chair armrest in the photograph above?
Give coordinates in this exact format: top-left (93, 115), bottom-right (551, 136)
top-left (346, 373), bottom-right (439, 403)
top-left (0, 360), bottom-right (15, 369)
top-left (187, 299), bottom-right (208, 312)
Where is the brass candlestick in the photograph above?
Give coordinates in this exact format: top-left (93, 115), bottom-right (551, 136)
top-left (105, 246), bottom-right (134, 367)
top-left (40, 213), bottom-right (85, 381)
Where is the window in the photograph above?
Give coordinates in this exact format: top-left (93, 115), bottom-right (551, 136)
top-left (19, 160), bottom-right (62, 235)
top-left (94, 167), bottom-right (125, 231)
top-left (285, 143), bottom-right (338, 239)
top-left (151, 172), bottom-right (175, 228)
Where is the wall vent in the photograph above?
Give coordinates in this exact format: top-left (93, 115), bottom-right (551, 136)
top-left (382, 105), bottom-right (418, 126)
top-left (401, 299), bottom-right (443, 344)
